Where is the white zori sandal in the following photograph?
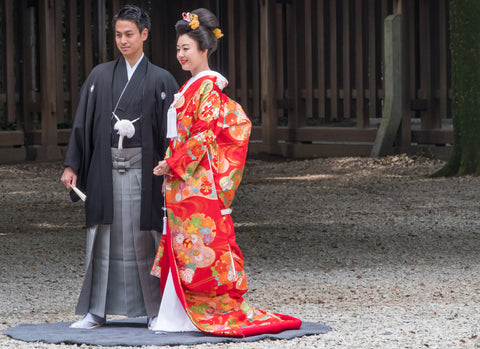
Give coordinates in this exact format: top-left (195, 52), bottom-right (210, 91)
top-left (69, 312), bottom-right (106, 329)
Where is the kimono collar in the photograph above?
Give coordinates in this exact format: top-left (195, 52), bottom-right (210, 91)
top-left (126, 53), bottom-right (145, 81)
top-left (166, 70), bottom-right (228, 140)
top-left (188, 70), bottom-right (228, 91)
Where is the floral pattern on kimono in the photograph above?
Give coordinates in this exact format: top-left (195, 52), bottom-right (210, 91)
top-left (151, 73), bottom-right (302, 337)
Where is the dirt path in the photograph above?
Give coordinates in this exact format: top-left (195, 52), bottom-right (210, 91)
top-left (2, 156), bottom-right (480, 348)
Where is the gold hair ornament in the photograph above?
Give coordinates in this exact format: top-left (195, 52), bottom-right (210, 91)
top-left (182, 12), bottom-right (200, 30)
top-left (212, 28), bottom-right (224, 39)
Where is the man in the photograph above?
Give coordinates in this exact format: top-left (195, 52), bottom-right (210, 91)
top-left (61, 5), bottom-right (178, 329)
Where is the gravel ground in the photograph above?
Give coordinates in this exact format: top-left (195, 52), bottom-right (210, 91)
top-left (1, 155), bottom-right (480, 348)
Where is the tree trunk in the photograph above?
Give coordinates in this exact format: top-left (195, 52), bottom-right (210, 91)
top-left (434, 0), bottom-right (480, 176)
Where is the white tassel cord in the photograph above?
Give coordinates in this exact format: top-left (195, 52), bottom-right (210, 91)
top-left (112, 112), bottom-right (141, 149)
top-left (162, 175), bottom-right (167, 236)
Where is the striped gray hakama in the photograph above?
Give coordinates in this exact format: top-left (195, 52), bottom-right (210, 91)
top-left (75, 147), bottom-right (162, 318)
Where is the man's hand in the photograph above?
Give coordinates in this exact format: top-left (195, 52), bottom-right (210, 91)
top-left (61, 167), bottom-right (77, 189)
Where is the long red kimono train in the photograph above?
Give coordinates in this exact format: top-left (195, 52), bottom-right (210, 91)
top-left (151, 71), bottom-right (302, 337)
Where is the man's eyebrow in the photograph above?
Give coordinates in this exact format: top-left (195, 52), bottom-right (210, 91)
top-left (116, 29), bottom-right (134, 34)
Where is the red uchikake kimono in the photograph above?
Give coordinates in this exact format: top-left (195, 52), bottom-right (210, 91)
top-left (151, 71), bottom-right (302, 337)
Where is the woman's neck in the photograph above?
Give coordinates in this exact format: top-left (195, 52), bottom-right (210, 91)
top-left (191, 64), bottom-right (210, 77)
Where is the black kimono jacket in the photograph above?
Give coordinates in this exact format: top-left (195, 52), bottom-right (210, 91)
top-left (63, 56), bottom-right (179, 231)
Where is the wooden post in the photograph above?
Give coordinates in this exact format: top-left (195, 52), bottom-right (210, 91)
top-left (276, 3), bottom-right (284, 115)
top-left (404, 0), bottom-right (416, 152)
top-left (393, 0), bottom-right (402, 15)
top-left (5, 0), bottom-right (16, 124)
top-left (367, 0), bottom-right (377, 119)
top-left (37, 0), bottom-right (61, 160)
top-left (68, 0), bottom-right (79, 120)
top-left (418, 0), bottom-right (439, 129)
top-left (286, 0), bottom-right (301, 157)
top-left (329, 0), bottom-right (338, 120)
top-left (96, 0), bottom-right (107, 63)
top-left (393, 0), bottom-right (411, 153)
top-left (304, 0), bottom-right (313, 119)
top-left (251, 1), bottom-right (260, 120)
top-left (227, 0), bottom-right (236, 98)
top-left (81, 0), bottom-right (93, 79)
top-left (21, 0), bottom-right (33, 135)
top-left (239, 2), bottom-right (248, 108)
top-left (371, 15), bottom-right (404, 157)
top-left (342, 0), bottom-right (351, 119)
top-left (355, 0), bottom-right (367, 127)
top-left (110, 0), bottom-right (121, 60)
top-left (54, 0), bottom-right (63, 125)
top-left (317, 0), bottom-right (326, 120)
top-left (438, 0), bottom-right (449, 120)
top-left (260, 0), bottom-right (277, 154)
top-left (151, 0), bottom-right (167, 66)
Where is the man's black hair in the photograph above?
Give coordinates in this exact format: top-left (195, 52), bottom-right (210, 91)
top-left (112, 5), bottom-right (151, 33)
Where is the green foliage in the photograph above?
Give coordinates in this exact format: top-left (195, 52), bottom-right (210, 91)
top-left (0, 122), bottom-right (17, 131)
top-left (57, 119), bottom-right (73, 129)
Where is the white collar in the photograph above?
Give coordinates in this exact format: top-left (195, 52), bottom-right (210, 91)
top-left (126, 53), bottom-right (144, 81)
top-left (188, 70), bottom-right (228, 90)
top-left (176, 70), bottom-right (228, 102)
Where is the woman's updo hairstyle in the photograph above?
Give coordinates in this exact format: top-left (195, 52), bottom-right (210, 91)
top-left (175, 8), bottom-right (223, 57)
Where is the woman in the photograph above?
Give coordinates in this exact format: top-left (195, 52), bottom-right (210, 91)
top-left (151, 8), bottom-right (302, 337)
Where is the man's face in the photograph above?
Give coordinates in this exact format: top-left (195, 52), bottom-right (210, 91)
top-left (115, 19), bottom-right (148, 61)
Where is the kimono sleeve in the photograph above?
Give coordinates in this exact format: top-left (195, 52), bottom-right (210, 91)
top-left (166, 80), bottom-right (222, 182)
top-left (63, 70), bottom-right (97, 200)
top-left (154, 71), bottom-right (179, 159)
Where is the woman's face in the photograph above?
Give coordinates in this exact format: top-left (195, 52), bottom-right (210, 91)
top-left (176, 34), bottom-right (209, 76)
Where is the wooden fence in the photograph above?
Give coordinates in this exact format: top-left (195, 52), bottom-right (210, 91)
top-left (0, 0), bottom-right (452, 162)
